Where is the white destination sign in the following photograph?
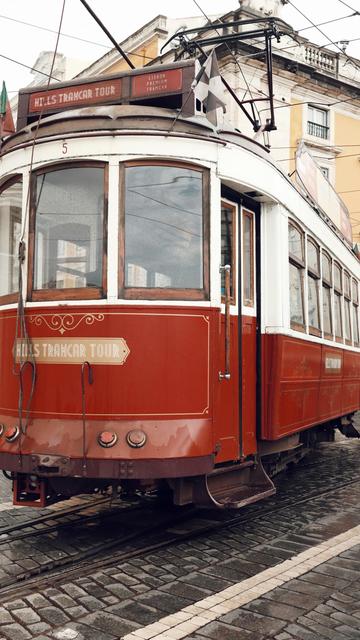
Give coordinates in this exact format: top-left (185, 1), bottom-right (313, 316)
top-left (15, 338), bottom-right (130, 365)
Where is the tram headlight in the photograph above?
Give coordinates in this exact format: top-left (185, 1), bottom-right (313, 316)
top-left (5, 426), bottom-right (20, 443)
top-left (126, 429), bottom-right (147, 448)
top-left (97, 431), bottom-right (118, 448)
top-left (0, 424), bottom-right (4, 437)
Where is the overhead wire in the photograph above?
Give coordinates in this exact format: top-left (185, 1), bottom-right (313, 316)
top-left (272, 144), bottom-right (360, 149)
top-left (276, 151), bottom-right (360, 162)
top-left (0, 53), bottom-right (61, 82)
top-left (0, 12), bottom-right (114, 50)
top-left (336, 0), bottom-right (360, 14)
top-left (0, 11), bottom-right (154, 73)
top-left (0, 12), bottom-right (152, 59)
top-left (259, 93), bottom-right (360, 115)
top-left (288, 0), bottom-right (360, 70)
top-left (297, 12), bottom-right (358, 33)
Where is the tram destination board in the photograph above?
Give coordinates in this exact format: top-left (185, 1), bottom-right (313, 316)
top-left (16, 61), bottom-right (195, 130)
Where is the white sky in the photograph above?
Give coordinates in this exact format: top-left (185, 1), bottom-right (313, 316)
top-left (1, 0), bottom-right (360, 95)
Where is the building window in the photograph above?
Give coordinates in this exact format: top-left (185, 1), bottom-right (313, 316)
top-left (29, 163), bottom-right (107, 301)
top-left (344, 271), bottom-right (352, 344)
top-left (289, 222), bottom-right (305, 330)
top-left (352, 279), bottom-right (359, 345)
top-left (221, 201), bottom-right (236, 302)
top-left (121, 162), bottom-right (209, 300)
top-left (243, 209), bottom-right (255, 307)
top-left (333, 262), bottom-right (343, 340)
top-left (322, 251), bottom-right (332, 338)
top-left (307, 106), bottom-right (329, 140)
top-left (0, 177), bottom-right (22, 305)
top-left (307, 238), bottom-right (320, 335)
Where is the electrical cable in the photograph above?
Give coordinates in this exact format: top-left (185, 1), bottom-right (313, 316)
top-left (276, 151), bottom-right (360, 161)
top-left (0, 53), bottom-right (61, 82)
top-left (0, 12), bottom-right (154, 61)
top-left (297, 12), bottom-right (357, 33)
top-left (288, 0), bottom-right (360, 70)
top-left (336, 0), bottom-right (360, 15)
top-left (272, 144), bottom-right (360, 149)
top-left (259, 93), bottom-right (360, 116)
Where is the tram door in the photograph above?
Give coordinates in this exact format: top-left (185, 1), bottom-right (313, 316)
top-left (215, 197), bottom-right (258, 464)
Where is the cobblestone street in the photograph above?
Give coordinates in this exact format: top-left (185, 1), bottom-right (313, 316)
top-left (0, 437), bottom-right (359, 639)
top-left (0, 473), bottom-right (11, 503)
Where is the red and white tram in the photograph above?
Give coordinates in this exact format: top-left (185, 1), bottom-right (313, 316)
top-left (0, 61), bottom-right (359, 507)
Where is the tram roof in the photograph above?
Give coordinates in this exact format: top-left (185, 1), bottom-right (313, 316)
top-left (0, 103), bottom-right (270, 161)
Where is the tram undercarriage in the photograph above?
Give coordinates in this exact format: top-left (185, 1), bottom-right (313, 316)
top-left (6, 417), bottom-right (357, 509)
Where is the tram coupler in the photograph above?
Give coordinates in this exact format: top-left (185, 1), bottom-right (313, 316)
top-left (13, 473), bottom-right (49, 507)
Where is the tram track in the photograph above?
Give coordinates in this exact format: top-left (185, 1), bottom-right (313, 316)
top-left (0, 494), bottom-right (113, 538)
top-left (0, 495), bottom-right (143, 545)
top-left (1, 454), bottom-right (359, 602)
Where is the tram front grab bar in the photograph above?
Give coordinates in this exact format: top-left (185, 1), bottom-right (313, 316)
top-left (219, 264), bottom-right (231, 381)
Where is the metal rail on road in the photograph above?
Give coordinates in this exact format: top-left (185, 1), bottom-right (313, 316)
top-left (1, 455), bottom-right (360, 601)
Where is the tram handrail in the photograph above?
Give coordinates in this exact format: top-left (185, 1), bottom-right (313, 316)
top-left (219, 264), bottom-right (231, 381)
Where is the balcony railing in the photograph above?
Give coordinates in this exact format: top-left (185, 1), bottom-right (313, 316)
top-left (307, 121), bottom-right (329, 139)
top-left (304, 46), bottom-right (338, 75)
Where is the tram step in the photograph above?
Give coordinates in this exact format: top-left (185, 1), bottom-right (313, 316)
top-left (193, 459), bottom-right (275, 509)
top-left (339, 416), bottom-right (360, 439)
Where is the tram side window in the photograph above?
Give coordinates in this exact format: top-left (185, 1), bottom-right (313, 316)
top-left (0, 178), bottom-right (22, 304)
top-left (344, 271), bottom-right (352, 344)
top-left (322, 251), bottom-right (333, 339)
top-left (352, 279), bottom-right (359, 346)
top-left (307, 238), bottom-right (320, 335)
top-left (243, 209), bottom-right (254, 307)
top-left (334, 262), bottom-right (343, 340)
top-left (289, 222), bottom-right (305, 330)
top-left (221, 201), bottom-right (236, 302)
top-left (30, 165), bottom-right (107, 300)
top-left (122, 163), bottom-right (208, 299)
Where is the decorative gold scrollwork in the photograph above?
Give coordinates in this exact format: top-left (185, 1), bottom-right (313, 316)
top-left (29, 313), bottom-right (105, 335)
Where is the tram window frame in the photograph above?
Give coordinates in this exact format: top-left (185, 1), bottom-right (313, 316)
top-left (333, 261), bottom-right (343, 342)
top-left (28, 161), bottom-right (108, 302)
top-left (344, 271), bottom-right (352, 345)
top-left (242, 209), bottom-right (255, 308)
top-left (119, 160), bottom-right (210, 301)
top-left (288, 221), bottom-right (306, 333)
top-left (307, 237), bottom-right (321, 337)
top-left (352, 279), bottom-right (359, 346)
top-left (0, 175), bottom-right (22, 306)
top-left (321, 250), bottom-right (333, 340)
top-left (221, 200), bottom-right (236, 304)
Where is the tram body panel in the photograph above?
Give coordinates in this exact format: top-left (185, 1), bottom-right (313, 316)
top-left (262, 334), bottom-right (360, 440)
top-left (0, 303), bottom-right (250, 471)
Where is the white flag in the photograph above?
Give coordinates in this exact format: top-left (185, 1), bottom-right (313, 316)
top-left (193, 49), bottom-right (226, 127)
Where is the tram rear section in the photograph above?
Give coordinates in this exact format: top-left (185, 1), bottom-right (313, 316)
top-left (0, 63), bottom-right (358, 508)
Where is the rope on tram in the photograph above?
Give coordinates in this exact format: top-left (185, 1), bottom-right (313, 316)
top-left (12, 1), bottom-right (67, 447)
